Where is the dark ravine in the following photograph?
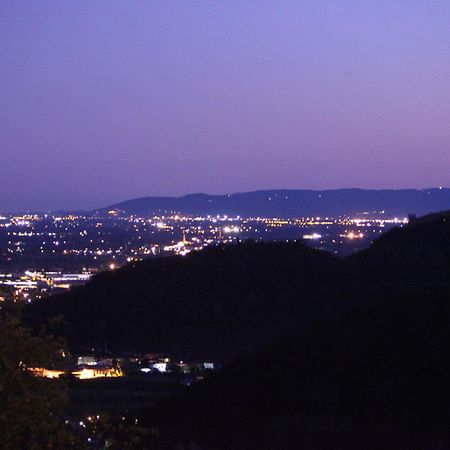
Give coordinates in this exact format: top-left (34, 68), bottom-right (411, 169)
top-left (97, 188), bottom-right (450, 218)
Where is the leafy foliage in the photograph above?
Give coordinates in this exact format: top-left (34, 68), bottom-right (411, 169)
top-left (0, 314), bottom-right (83, 449)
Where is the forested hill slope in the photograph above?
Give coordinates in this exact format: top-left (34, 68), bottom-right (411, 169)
top-left (25, 210), bottom-right (450, 361)
top-left (345, 209), bottom-right (450, 296)
top-left (25, 241), bottom-right (340, 358)
top-left (144, 211), bottom-right (450, 449)
top-left (151, 286), bottom-right (450, 450)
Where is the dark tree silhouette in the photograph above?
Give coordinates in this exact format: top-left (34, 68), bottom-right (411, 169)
top-left (0, 313), bottom-right (84, 449)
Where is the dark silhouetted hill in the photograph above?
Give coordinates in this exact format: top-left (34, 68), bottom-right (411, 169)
top-left (25, 241), bottom-right (341, 358)
top-left (23, 210), bottom-right (450, 448)
top-left (143, 210), bottom-right (450, 449)
top-left (151, 286), bottom-right (450, 450)
top-left (345, 209), bottom-right (450, 299)
top-left (97, 188), bottom-right (450, 218)
top-left (25, 210), bottom-right (450, 358)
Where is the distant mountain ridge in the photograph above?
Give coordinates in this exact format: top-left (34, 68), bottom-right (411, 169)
top-left (98, 188), bottom-right (450, 218)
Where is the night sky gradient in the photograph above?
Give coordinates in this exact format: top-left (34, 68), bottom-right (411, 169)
top-left (1, 1), bottom-right (450, 211)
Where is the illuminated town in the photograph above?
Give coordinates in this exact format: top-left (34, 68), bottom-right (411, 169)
top-left (0, 210), bottom-right (408, 401)
top-left (0, 211), bottom-right (408, 302)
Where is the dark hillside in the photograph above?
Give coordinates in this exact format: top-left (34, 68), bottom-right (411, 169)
top-left (25, 241), bottom-right (340, 358)
top-left (22, 210), bottom-right (450, 448)
top-left (141, 212), bottom-right (450, 449)
top-left (150, 286), bottom-right (450, 450)
top-left (345, 210), bottom-right (450, 300)
top-left (25, 210), bottom-right (450, 359)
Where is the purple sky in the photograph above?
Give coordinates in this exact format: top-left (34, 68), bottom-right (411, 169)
top-left (1, 1), bottom-right (450, 211)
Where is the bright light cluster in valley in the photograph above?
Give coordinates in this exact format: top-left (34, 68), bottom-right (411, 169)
top-left (0, 212), bottom-right (407, 303)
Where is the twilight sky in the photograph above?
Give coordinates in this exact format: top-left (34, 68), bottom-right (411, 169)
top-left (1, 1), bottom-right (450, 211)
